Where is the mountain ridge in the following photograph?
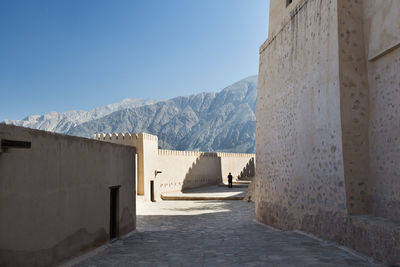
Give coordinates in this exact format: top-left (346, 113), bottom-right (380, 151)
top-left (5, 75), bottom-right (258, 153)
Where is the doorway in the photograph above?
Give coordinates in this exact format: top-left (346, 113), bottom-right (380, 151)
top-left (109, 186), bottom-right (120, 239)
top-left (150, 180), bottom-right (155, 202)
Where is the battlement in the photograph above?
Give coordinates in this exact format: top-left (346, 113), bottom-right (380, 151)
top-left (158, 150), bottom-right (255, 158)
top-left (139, 132), bottom-right (158, 141)
top-left (93, 132), bottom-right (138, 142)
top-left (158, 149), bottom-right (219, 158)
top-left (93, 132), bottom-right (139, 147)
top-left (217, 152), bottom-right (255, 158)
top-left (94, 132), bottom-right (255, 159)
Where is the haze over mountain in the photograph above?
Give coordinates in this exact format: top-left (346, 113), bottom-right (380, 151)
top-left (4, 76), bottom-right (257, 153)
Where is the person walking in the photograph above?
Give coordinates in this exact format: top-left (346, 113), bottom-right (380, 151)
top-left (228, 172), bottom-right (233, 188)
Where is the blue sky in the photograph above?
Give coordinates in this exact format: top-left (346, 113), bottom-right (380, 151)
top-left (0, 0), bottom-right (269, 120)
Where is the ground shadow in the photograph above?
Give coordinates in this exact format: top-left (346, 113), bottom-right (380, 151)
top-left (76, 200), bottom-right (373, 267)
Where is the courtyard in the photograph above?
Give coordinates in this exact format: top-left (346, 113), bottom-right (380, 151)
top-left (73, 191), bottom-right (376, 267)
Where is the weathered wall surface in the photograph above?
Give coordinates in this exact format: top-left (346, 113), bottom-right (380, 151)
top-left (257, 0), bottom-right (400, 264)
top-left (256, 0), bottom-right (347, 228)
top-left (337, 0), bottom-right (371, 215)
top-left (268, 0), bottom-right (304, 39)
top-left (0, 125), bottom-right (136, 267)
top-left (363, 0), bottom-right (400, 221)
top-left (363, 0), bottom-right (400, 61)
top-left (367, 47), bottom-right (400, 221)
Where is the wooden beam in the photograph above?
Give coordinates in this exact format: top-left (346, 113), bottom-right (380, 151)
top-left (1, 139), bottom-right (31, 149)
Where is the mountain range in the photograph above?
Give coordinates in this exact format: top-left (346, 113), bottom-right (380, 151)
top-left (4, 75), bottom-right (257, 153)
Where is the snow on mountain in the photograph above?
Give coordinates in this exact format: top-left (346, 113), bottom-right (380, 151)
top-left (67, 76), bottom-right (258, 152)
top-left (4, 76), bottom-right (258, 152)
top-left (4, 98), bottom-right (159, 133)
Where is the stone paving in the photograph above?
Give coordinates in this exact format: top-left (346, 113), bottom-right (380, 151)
top-left (74, 195), bottom-right (378, 267)
top-left (161, 185), bottom-right (247, 200)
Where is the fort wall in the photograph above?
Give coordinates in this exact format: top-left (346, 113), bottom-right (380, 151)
top-left (257, 0), bottom-right (347, 225)
top-left (256, 0), bottom-right (400, 264)
top-left (0, 125), bottom-right (136, 267)
top-left (94, 132), bottom-right (255, 201)
top-left (157, 150), bottom-right (222, 198)
top-left (363, 0), bottom-right (400, 221)
top-left (218, 152), bottom-right (255, 183)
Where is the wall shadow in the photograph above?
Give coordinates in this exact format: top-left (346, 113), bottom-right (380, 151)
top-left (181, 153), bottom-right (222, 191)
top-left (238, 157), bottom-right (255, 180)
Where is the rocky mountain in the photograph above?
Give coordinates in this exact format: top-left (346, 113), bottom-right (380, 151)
top-left (5, 76), bottom-right (258, 153)
top-left (4, 98), bottom-right (158, 133)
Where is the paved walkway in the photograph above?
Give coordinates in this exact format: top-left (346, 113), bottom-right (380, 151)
top-left (75, 197), bottom-right (376, 266)
top-left (161, 185), bottom-right (247, 200)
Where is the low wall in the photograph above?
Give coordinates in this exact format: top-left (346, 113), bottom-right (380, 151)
top-left (0, 125), bottom-right (136, 267)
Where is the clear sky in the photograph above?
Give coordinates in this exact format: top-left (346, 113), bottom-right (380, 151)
top-left (0, 0), bottom-right (269, 121)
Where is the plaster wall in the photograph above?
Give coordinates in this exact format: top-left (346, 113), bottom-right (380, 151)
top-left (337, 0), bottom-right (371, 214)
top-left (363, 0), bottom-right (400, 221)
top-left (219, 153), bottom-right (255, 183)
top-left (156, 150), bottom-right (222, 198)
top-left (268, 0), bottom-right (304, 39)
top-left (256, 0), bottom-right (347, 229)
top-left (0, 125), bottom-right (136, 267)
top-left (256, 0), bottom-right (400, 263)
top-left (94, 132), bottom-right (255, 201)
top-left (363, 0), bottom-right (400, 61)
top-left (137, 133), bottom-right (159, 201)
top-left (93, 133), bottom-right (139, 195)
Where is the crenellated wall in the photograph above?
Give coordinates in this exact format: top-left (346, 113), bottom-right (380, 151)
top-left (93, 132), bottom-right (138, 147)
top-left (94, 132), bottom-right (255, 201)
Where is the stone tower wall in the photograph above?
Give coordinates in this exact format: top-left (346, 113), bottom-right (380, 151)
top-left (363, 0), bottom-right (400, 221)
top-left (257, 0), bottom-right (346, 226)
top-left (256, 0), bottom-right (400, 264)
